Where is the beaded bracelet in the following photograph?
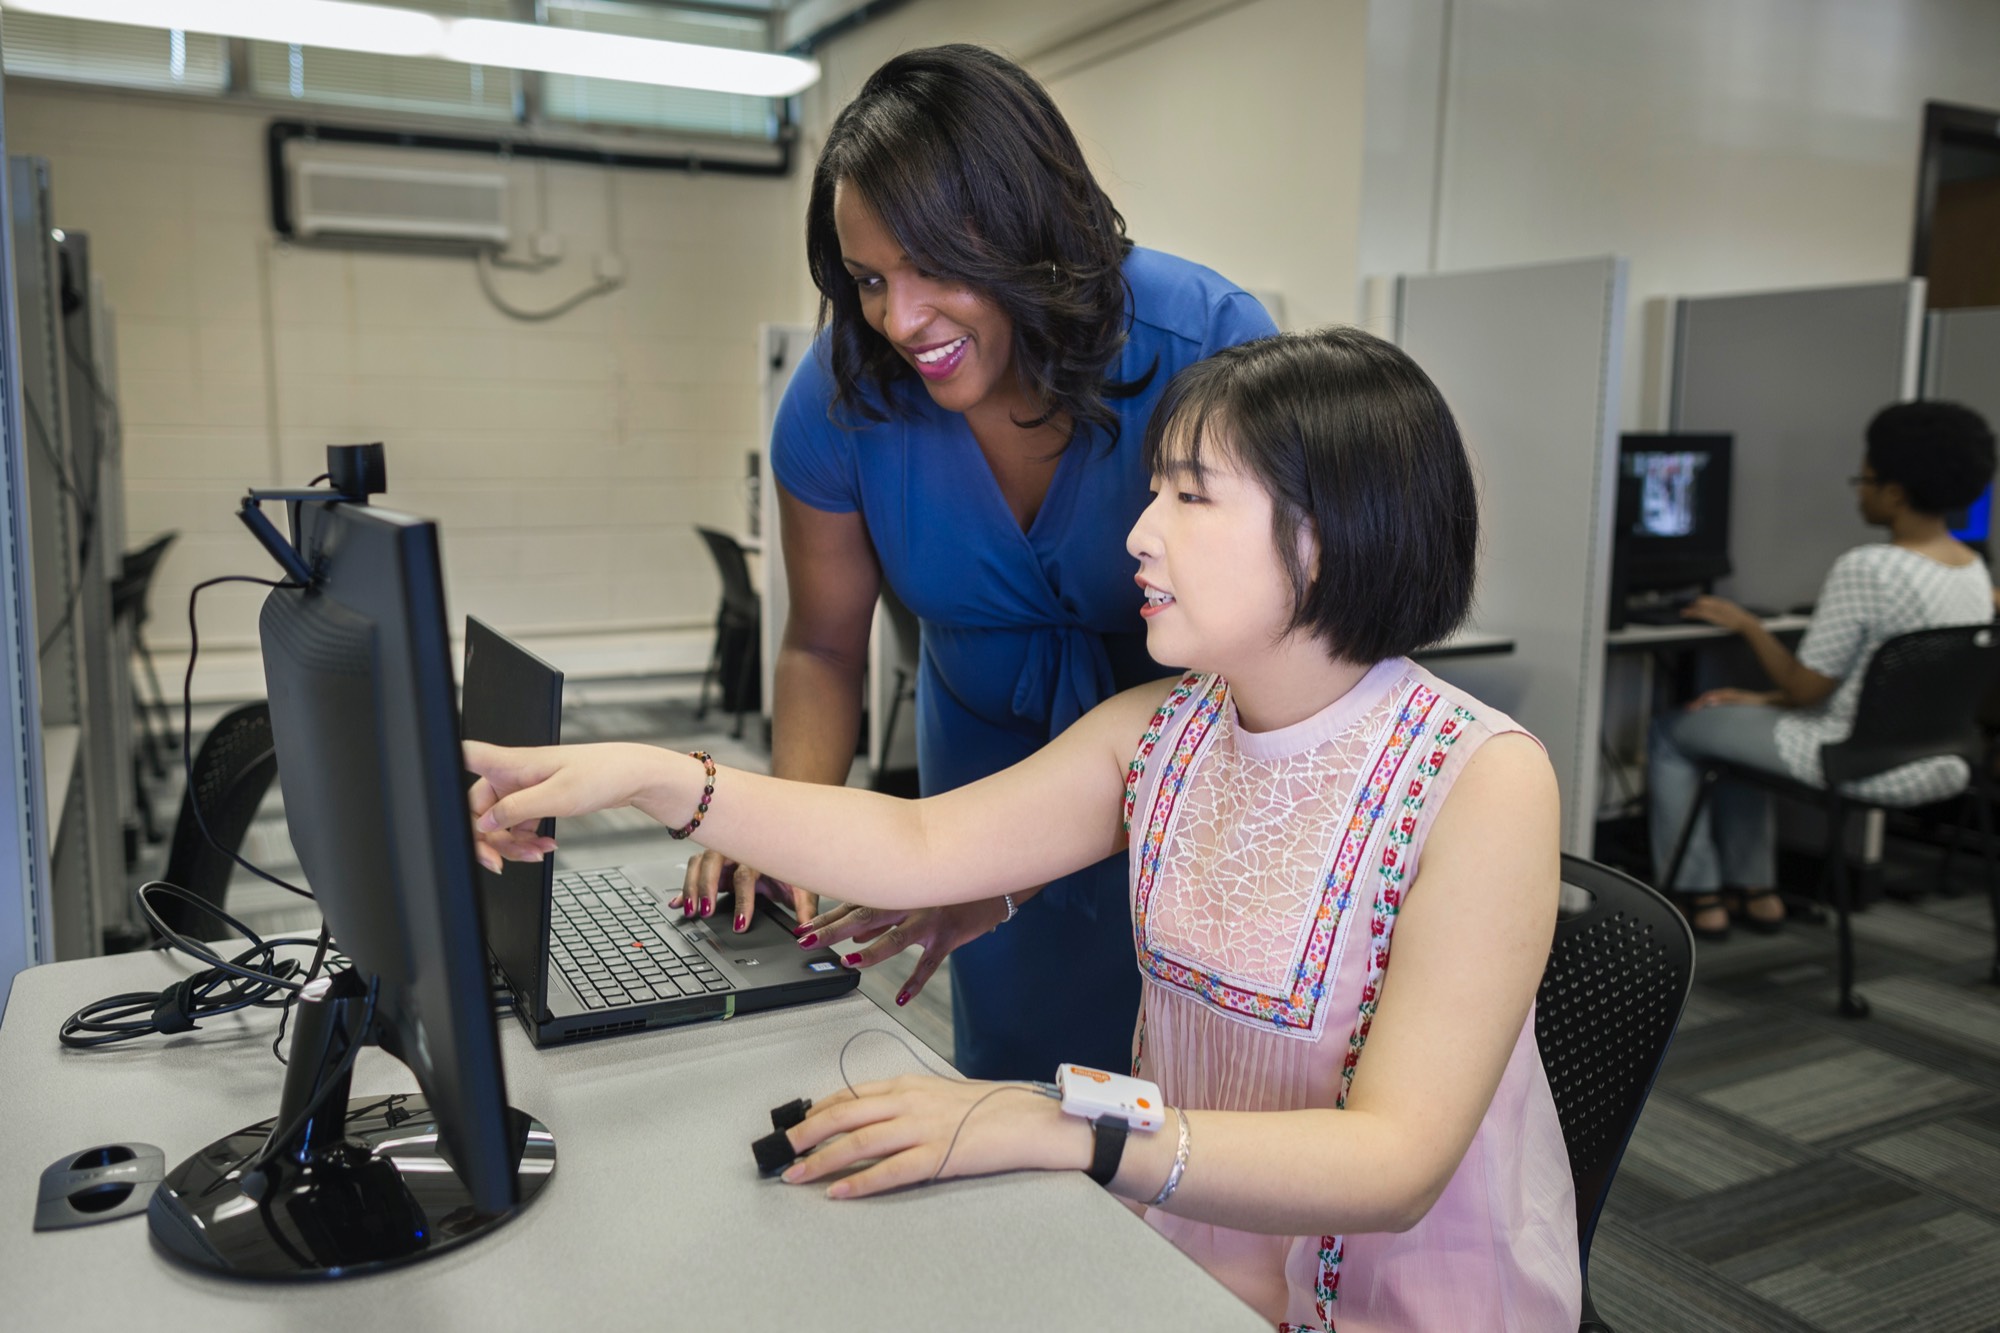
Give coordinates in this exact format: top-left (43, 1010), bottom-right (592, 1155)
top-left (665, 750), bottom-right (716, 840)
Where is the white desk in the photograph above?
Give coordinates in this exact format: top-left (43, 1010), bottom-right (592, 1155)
top-left (1604, 613), bottom-right (1812, 651)
top-left (0, 948), bottom-right (1265, 1332)
top-left (1415, 630), bottom-right (1517, 661)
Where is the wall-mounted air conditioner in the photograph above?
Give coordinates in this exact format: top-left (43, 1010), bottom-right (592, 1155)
top-left (290, 158), bottom-right (510, 247)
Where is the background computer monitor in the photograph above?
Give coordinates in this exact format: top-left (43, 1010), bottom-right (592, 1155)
top-left (1612, 432), bottom-right (1734, 597)
top-left (148, 485), bottom-right (553, 1279)
top-left (1950, 483), bottom-right (1990, 546)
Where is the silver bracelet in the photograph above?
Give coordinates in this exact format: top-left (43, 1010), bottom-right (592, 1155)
top-left (1001, 893), bottom-right (1019, 923)
top-left (1147, 1107), bottom-right (1190, 1207)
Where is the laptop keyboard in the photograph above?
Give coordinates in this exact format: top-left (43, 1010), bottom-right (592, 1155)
top-left (550, 869), bottom-right (733, 1010)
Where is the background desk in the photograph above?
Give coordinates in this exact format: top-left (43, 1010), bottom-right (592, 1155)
top-left (0, 949), bottom-right (1266, 1332)
top-left (1605, 613), bottom-right (1812, 653)
top-left (1415, 630), bottom-right (1517, 661)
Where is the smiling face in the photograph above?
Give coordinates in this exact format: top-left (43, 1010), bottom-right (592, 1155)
top-left (1126, 423), bottom-right (1306, 676)
top-left (832, 180), bottom-right (1018, 417)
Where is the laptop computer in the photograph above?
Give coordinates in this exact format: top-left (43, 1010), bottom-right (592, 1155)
top-left (460, 616), bottom-right (860, 1046)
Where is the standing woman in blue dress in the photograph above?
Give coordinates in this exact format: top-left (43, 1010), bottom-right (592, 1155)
top-left (683, 44), bottom-right (1275, 1081)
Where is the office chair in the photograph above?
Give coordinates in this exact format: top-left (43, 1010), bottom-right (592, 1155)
top-left (693, 527), bottom-right (761, 739)
top-left (1538, 854), bottom-right (1696, 1333)
top-left (1933, 662), bottom-right (2000, 898)
top-left (112, 532), bottom-right (180, 855)
top-left (113, 531), bottom-right (180, 768)
top-left (154, 702), bottom-right (278, 940)
top-left (1661, 624), bottom-right (2000, 1015)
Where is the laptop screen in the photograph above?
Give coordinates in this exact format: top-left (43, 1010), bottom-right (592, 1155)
top-left (461, 616), bottom-right (564, 1018)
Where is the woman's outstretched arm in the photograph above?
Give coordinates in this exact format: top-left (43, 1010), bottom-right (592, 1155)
top-left (465, 679), bottom-right (1171, 913)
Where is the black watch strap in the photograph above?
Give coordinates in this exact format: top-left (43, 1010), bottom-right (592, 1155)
top-left (1085, 1115), bottom-right (1127, 1187)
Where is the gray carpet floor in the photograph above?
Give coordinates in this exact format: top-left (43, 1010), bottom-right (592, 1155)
top-left (136, 680), bottom-right (2000, 1331)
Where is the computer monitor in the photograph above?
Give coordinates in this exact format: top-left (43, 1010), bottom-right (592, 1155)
top-left (1611, 433), bottom-right (1734, 602)
top-left (1951, 483), bottom-right (1990, 546)
top-left (148, 453), bottom-right (554, 1279)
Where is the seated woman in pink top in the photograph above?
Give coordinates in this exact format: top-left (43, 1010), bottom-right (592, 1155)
top-left (466, 328), bottom-right (1581, 1331)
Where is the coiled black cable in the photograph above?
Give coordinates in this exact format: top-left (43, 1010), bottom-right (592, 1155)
top-left (58, 884), bottom-right (343, 1049)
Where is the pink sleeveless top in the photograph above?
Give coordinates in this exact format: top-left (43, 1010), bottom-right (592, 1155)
top-left (1123, 660), bottom-right (1580, 1331)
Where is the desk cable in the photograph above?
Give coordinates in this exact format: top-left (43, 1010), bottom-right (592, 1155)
top-left (58, 570), bottom-right (340, 1058)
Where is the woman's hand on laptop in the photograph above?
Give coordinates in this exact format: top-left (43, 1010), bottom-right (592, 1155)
top-left (791, 897), bottom-right (1022, 1006)
top-left (670, 852), bottom-right (814, 932)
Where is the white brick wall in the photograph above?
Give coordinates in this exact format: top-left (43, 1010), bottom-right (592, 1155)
top-left (4, 82), bottom-right (814, 694)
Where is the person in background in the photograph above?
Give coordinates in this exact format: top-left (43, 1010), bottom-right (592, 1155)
top-left (468, 329), bottom-right (1580, 1331)
top-left (693, 44), bottom-right (1276, 1081)
top-left (1650, 400), bottom-right (1997, 939)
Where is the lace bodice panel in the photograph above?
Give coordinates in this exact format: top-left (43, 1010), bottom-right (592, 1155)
top-left (1143, 672), bottom-right (1413, 1002)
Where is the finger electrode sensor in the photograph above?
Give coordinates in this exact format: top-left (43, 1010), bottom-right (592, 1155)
top-left (769, 1098), bottom-right (812, 1132)
top-left (752, 1128), bottom-right (798, 1177)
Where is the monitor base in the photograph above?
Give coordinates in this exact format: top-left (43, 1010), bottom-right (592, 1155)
top-left (148, 1095), bottom-right (555, 1280)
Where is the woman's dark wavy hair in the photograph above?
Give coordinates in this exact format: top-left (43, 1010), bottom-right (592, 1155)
top-left (1142, 328), bottom-right (1480, 664)
top-left (805, 44), bottom-right (1148, 441)
top-left (1864, 400), bottom-right (1997, 516)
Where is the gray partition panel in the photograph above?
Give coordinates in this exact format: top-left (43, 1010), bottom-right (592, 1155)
top-left (1397, 256), bottom-right (1627, 854)
top-left (1925, 306), bottom-right (2000, 428)
top-left (0, 125), bottom-right (52, 1016)
top-left (757, 322), bottom-right (814, 736)
top-left (1672, 280), bottom-right (1924, 611)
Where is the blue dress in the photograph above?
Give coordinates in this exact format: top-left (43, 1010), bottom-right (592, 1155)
top-left (771, 247), bottom-right (1276, 1080)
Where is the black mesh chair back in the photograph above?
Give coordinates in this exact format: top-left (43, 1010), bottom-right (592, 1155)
top-left (111, 530), bottom-right (177, 627)
top-left (157, 702), bottom-right (278, 938)
top-left (1820, 623), bottom-right (2000, 786)
top-left (694, 527), bottom-right (762, 727)
top-left (695, 527), bottom-right (760, 628)
top-left (1538, 854), bottom-right (1696, 1332)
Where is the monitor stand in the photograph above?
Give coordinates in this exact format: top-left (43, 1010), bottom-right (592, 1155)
top-left (147, 971), bottom-right (555, 1279)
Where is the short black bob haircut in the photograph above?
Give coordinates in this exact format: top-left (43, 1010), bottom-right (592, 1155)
top-left (1864, 400), bottom-right (1997, 516)
top-left (1142, 327), bottom-right (1479, 665)
top-left (805, 44), bottom-right (1146, 440)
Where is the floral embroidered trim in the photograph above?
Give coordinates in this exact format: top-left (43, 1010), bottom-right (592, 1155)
top-left (1132, 681), bottom-right (1449, 1038)
top-left (1293, 704), bottom-right (1476, 1332)
top-left (1123, 672), bottom-right (1204, 831)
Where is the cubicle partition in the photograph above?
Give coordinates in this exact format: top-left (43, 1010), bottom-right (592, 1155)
top-left (1925, 305), bottom-right (2000, 427)
top-left (755, 322), bottom-right (919, 779)
top-left (12, 155), bottom-right (96, 963)
top-left (1672, 279), bottom-right (1926, 611)
top-left (0, 153), bottom-right (51, 1016)
top-left (1396, 256), bottom-right (1629, 855)
top-left (756, 323), bottom-right (813, 749)
top-left (55, 233), bottom-right (128, 941)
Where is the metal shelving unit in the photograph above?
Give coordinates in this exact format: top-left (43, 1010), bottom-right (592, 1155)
top-left (10, 155), bottom-right (124, 963)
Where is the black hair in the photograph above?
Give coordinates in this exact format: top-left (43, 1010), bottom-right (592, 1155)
top-left (1864, 400), bottom-right (1997, 516)
top-left (1141, 327), bottom-right (1479, 664)
top-left (804, 44), bottom-right (1148, 441)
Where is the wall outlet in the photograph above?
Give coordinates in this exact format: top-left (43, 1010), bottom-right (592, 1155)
top-left (530, 230), bottom-right (565, 262)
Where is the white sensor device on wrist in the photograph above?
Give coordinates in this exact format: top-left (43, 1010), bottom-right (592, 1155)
top-left (1055, 1064), bottom-right (1166, 1133)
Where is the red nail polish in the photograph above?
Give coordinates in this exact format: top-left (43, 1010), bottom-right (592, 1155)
top-left (734, 916), bottom-right (747, 931)
top-left (895, 992), bottom-right (909, 1007)
top-left (842, 954), bottom-right (861, 966)
top-left (799, 934), bottom-right (818, 948)
top-left (702, 901), bottom-right (714, 917)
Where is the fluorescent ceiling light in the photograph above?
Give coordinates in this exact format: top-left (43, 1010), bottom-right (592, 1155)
top-left (2, 0), bottom-right (821, 97)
